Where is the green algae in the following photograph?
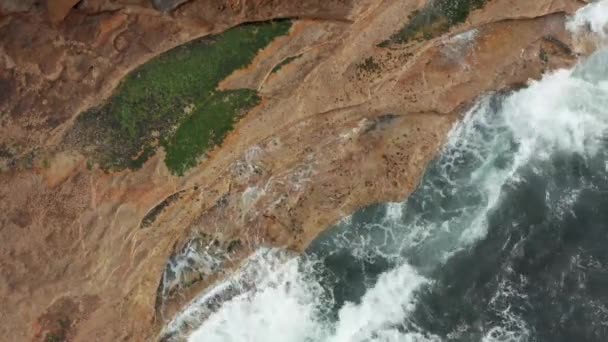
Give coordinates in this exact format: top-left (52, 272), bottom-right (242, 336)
top-left (72, 20), bottom-right (291, 174)
top-left (379, 0), bottom-right (489, 47)
top-left (271, 54), bottom-right (303, 74)
top-left (163, 89), bottom-right (260, 175)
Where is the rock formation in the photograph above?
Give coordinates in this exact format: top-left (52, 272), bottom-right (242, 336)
top-left (0, 0), bottom-right (585, 340)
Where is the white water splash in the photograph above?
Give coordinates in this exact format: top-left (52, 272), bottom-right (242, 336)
top-left (183, 253), bottom-right (435, 342)
top-left (329, 263), bottom-right (434, 342)
top-left (187, 255), bottom-right (327, 342)
top-left (567, 0), bottom-right (608, 40)
top-left (503, 66), bottom-right (608, 161)
top-left (160, 238), bottom-right (224, 299)
top-left (162, 249), bottom-right (297, 340)
top-left (384, 202), bottom-right (404, 222)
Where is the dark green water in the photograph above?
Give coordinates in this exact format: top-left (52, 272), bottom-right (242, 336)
top-left (305, 49), bottom-right (608, 342)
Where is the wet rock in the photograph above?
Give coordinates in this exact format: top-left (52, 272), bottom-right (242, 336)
top-left (150, 0), bottom-right (190, 12)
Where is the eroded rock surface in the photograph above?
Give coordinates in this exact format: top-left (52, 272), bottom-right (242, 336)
top-left (0, 0), bottom-right (584, 341)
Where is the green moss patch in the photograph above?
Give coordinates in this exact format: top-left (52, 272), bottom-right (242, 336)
top-left (69, 20), bottom-right (291, 174)
top-left (163, 89), bottom-right (260, 175)
top-left (379, 0), bottom-right (489, 47)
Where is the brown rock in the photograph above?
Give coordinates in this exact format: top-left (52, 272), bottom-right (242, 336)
top-left (46, 0), bottom-right (81, 23)
top-left (0, 0), bottom-right (589, 341)
top-left (0, 0), bottom-right (40, 15)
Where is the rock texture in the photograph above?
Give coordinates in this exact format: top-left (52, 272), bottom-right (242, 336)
top-left (46, 0), bottom-right (82, 23)
top-left (0, 0), bottom-right (585, 341)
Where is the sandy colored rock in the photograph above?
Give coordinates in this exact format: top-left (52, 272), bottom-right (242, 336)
top-left (0, 0), bottom-right (587, 341)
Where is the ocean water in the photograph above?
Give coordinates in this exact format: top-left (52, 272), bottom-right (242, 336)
top-left (162, 2), bottom-right (608, 341)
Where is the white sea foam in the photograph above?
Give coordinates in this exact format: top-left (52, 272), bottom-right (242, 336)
top-left (503, 66), bottom-right (608, 161)
top-left (329, 263), bottom-right (434, 342)
top-left (384, 202), bottom-right (404, 222)
top-left (187, 255), bottom-right (327, 342)
top-left (567, 0), bottom-right (608, 40)
top-left (181, 251), bottom-right (435, 342)
top-left (161, 249), bottom-right (297, 340)
top-left (482, 279), bottom-right (531, 342)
